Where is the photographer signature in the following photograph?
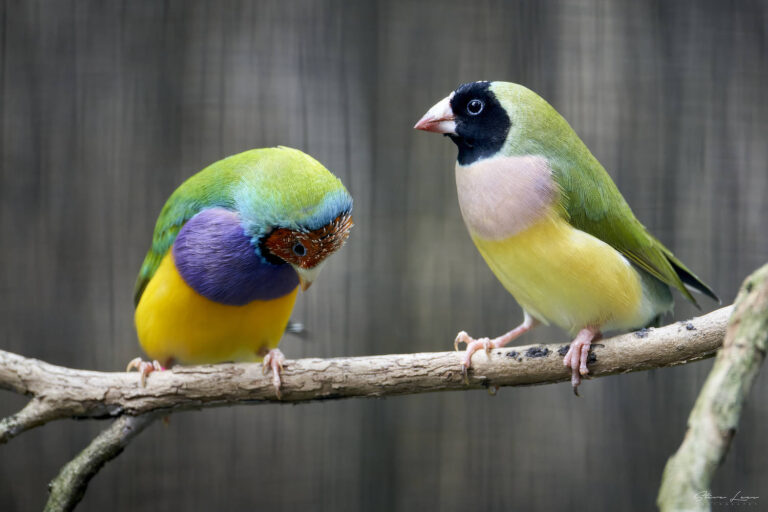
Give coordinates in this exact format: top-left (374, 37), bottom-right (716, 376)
top-left (696, 490), bottom-right (759, 505)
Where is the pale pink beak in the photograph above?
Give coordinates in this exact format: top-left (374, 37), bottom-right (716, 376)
top-left (298, 275), bottom-right (313, 292)
top-left (414, 93), bottom-right (457, 134)
top-left (293, 262), bottom-right (325, 292)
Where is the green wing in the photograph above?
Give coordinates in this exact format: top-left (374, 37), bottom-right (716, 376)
top-left (133, 162), bottom-right (241, 307)
top-left (550, 155), bottom-right (718, 308)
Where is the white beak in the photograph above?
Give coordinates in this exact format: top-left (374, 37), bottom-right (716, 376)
top-left (293, 263), bottom-right (325, 292)
top-left (414, 93), bottom-right (456, 134)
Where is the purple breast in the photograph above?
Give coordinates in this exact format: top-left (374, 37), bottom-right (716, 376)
top-left (172, 208), bottom-right (298, 305)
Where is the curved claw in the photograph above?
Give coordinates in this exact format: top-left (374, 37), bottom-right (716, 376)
top-left (126, 357), bottom-right (141, 373)
top-left (454, 331), bottom-right (470, 352)
top-left (126, 357), bottom-right (164, 387)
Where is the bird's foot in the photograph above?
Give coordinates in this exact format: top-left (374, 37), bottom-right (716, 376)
top-left (562, 328), bottom-right (601, 395)
top-left (454, 331), bottom-right (494, 380)
top-left (126, 357), bottom-right (165, 387)
top-left (262, 348), bottom-right (286, 399)
top-left (454, 314), bottom-right (539, 381)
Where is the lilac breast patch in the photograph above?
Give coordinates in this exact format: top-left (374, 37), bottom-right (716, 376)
top-left (173, 208), bottom-right (298, 305)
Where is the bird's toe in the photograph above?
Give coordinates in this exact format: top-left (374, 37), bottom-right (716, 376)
top-left (126, 357), bottom-right (165, 387)
top-left (262, 349), bottom-right (287, 399)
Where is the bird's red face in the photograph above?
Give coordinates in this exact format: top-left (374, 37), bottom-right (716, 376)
top-left (263, 213), bottom-right (353, 290)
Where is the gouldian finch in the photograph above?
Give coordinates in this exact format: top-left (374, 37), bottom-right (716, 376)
top-left (131, 147), bottom-right (353, 396)
top-left (415, 81), bottom-right (717, 392)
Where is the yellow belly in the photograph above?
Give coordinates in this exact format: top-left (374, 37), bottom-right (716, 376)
top-left (134, 252), bottom-right (298, 365)
top-left (471, 213), bottom-right (648, 333)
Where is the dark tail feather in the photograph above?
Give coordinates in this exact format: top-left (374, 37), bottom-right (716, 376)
top-left (669, 258), bottom-right (720, 304)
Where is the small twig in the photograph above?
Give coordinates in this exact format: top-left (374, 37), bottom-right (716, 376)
top-left (657, 265), bottom-right (768, 511)
top-left (44, 412), bottom-right (162, 512)
top-left (1, 306), bottom-right (732, 445)
top-left (0, 397), bottom-right (61, 444)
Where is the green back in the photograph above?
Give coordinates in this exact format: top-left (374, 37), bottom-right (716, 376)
top-left (491, 82), bottom-right (718, 306)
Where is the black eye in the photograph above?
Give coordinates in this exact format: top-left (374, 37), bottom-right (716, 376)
top-left (292, 242), bottom-right (306, 257)
top-left (467, 99), bottom-right (484, 115)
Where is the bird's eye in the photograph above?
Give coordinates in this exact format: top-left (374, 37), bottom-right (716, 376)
top-left (292, 242), bottom-right (306, 257)
top-left (467, 99), bottom-right (484, 115)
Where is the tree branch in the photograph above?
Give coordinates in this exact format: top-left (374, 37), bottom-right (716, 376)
top-left (2, 305), bottom-right (732, 446)
top-left (658, 265), bottom-right (768, 511)
top-left (0, 305), bottom-right (736, 511)
top-left (0, 397), bottom-right (64, 444)
top-left (44, 412), bottom-right (162, 512)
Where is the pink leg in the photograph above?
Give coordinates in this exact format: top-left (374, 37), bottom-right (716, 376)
top-left (262, 348), bottom-right (286, 399)
top-left (126, 357), bottom-right (165, 387)
top-left (562, 327), bottom-right (601, 394)
top-left (454, 312), bottom-right (539, 375)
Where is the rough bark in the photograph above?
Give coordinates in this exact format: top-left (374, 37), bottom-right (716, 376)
top-left (0, 304), bottom-right (738, 511)
top-left (1, 306), bottom-right (732, 446)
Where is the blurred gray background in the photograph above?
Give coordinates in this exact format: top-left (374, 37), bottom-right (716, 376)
top-left (1, 1), bottom-right (767, 510)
